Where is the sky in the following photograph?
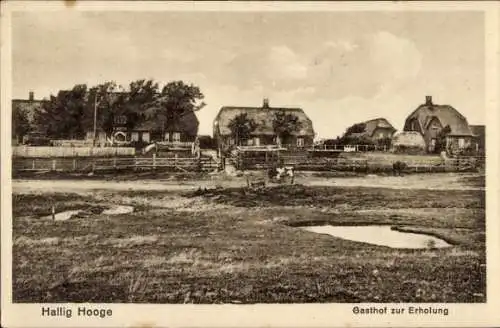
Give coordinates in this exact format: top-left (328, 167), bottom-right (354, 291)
top-left (12, 10), bottom-right (485, 138)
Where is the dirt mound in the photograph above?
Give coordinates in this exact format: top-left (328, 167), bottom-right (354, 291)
top-left (184, 184), bottom-right (316, 207)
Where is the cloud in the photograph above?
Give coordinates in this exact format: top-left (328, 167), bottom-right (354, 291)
top-left (266, 46), bottom-right (308, 81)
top-left (324, 40), bottom-right (360, 52)
top-left (369, 31), bottom-right (422, 80)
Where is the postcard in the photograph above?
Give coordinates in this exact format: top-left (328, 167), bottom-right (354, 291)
top-left (1, 1), bottom-right (499, 327)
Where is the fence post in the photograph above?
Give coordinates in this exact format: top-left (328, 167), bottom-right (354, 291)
top-left (134, 156), bottom-right (137, 171)
top-left (153, 153), bottom-right (156, 170)
top-left (52, 159), bottom-right (57, 171)
top-left (197, 157), bottom-right (202, 172)
top-left (32, 159), bottom-right (36, 170)
top-left (73, 158), bottom-right (77, 171)
top-left (113, 157), bottom-right (117, 170)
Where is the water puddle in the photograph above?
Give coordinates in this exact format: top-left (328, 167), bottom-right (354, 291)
top-left (44, 209), bottom-right (83, 221)
top-left (43, 205), bottom-right (134, 221)
top-left (301, 225), bottom-right (452, 249)
top-left (102, 205), bottom-right (134, 215)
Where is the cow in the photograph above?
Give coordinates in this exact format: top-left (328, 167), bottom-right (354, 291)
top-left (268, 165), bottom-right (295, 184)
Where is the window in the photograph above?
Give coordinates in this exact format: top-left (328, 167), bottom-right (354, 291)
top-left (297, 137), bottom-right (304, 147)
top-left (164, 133), bottom-right (170, 141)
top-left (114, 115), bottom-right (127, 125)
top-left (247, 139), bottom-right (253, 146)
top-left (254, 137), bottom-right (260, 146)
top-left (228, 138), bottom-right (235, 146)
top-left (131, 132), bottom-right (139, 142)
top-left (142, 132), bottom-right (150, 143)
top-left (378, 132), bottom-right (384, 139)
top-left (173, 132), bottom-right (181, 142)
top-left (458, 138), bottom-right (465, 148)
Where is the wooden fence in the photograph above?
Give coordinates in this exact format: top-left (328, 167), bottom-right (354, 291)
top-left (311, 144), bottom-right (388, 152)
top-left (12, 155), bottom-right (220, 173)
top-left (13, 146), bottom-right (136, 158)
top-left (234, 154), bottom-right (481, 173)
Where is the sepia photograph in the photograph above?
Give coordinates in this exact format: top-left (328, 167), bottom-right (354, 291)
top-left (1, 1), bottom-right (499, 327)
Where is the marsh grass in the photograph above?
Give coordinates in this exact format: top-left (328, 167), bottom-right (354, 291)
top-left (12, 181), bottom-right (486, 303)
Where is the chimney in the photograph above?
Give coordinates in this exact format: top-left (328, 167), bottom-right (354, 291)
top-left (425, 95), bottom-right (433, 106)
top-left (29, 91), bottom-right (34, 101)
top-left (263, 98), bottom-right (269, 109)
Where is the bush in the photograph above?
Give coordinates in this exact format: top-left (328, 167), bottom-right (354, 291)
top-left (198, 135), bottom-right (217, 149)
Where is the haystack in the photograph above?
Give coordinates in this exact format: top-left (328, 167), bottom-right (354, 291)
top-left (391, 131), bottom-right (426, 154)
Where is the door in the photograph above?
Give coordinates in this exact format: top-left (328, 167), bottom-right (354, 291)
top-left (173, 132), bottom-right (181, 142)
top-left (131, 132), bottom-right (139, 142)
top-left (429, 138), bottom-right (436, 152)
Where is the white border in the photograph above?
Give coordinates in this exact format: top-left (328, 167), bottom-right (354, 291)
top-left (1, 1), bottom-right (499, 327)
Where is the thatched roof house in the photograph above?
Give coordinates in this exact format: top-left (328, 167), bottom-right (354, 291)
top-left (345, 118), bottom-right (396, 142)
top-left (403, 96), bottom-right (476, 153)
top-left (213, 99), bottom-right (315, 149)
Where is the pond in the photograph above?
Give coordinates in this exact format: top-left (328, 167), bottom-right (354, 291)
top-left (102, 205), bottom-right (134, 215)
top-left (301, 225), bottom-right (452, 249)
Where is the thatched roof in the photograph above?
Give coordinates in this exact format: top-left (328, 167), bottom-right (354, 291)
top-left (346, 118), bottom-right (396, 138)
top-left (214, 101), bottom-right (314, 136)
top-left (392, 131), bottom-right (426, 148)
top-left (404, 97), bottom-right (474, 136)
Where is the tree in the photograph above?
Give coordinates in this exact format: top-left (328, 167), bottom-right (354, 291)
top-left (12, 107), bottom-right (31, 141)
top-left (339, 123), bottom-right (372, 145)
top-left (227, 113), bottom-right (257, 146)
top-left (147, 80), bottom-right (206, 134)
top-left (124, 79), bottom-right (160, 130)
top-left (435, 125), bottom-right (452, 154)
top-left (345, 123), bottom-right (366, 135)
top-left (34, 84), bottom-right (89, 139)
top-left (31, 79), bottom-right (206, 143)
top-left (272, 110), bottom-right (302, 146)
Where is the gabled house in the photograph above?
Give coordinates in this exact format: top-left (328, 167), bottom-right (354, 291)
top-left (12, 92), bottom-right (47, 144)
top-left (213, 99), bottom-right (315, 150)
top-left (403, 96), bottom-right (476, 153)
top-left (343, 118), bottom-right (396, 143)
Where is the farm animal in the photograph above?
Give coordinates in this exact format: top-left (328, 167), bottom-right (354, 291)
top-left (267, 166), bottom-right (295, 184)
top-left (392, 161), bottom-right (407, 176)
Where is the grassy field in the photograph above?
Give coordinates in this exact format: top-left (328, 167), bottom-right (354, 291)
top-left (12, 175), bottom-right (486, 303)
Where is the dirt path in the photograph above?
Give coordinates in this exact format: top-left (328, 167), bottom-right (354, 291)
top-left (12, 173), bottom-right (483, 194)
